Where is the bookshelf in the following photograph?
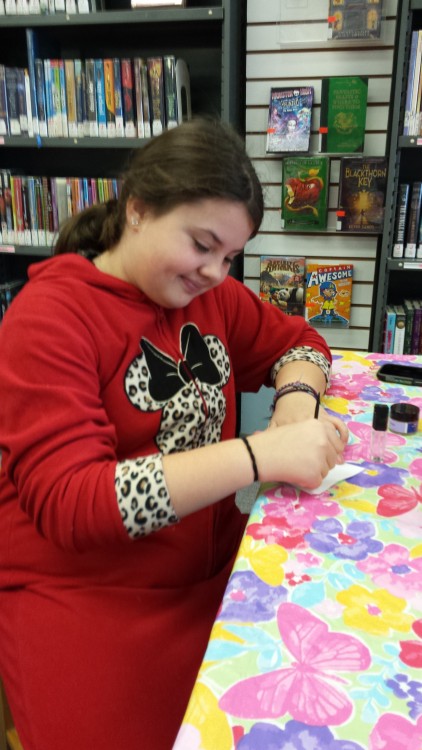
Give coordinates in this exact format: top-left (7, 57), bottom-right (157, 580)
top-left (371, 0), bottom-right (422, 351)
top-left (0, 1), bottom-right (246, 301)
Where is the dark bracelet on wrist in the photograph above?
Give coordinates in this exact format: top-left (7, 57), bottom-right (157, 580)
top-left (240, 436), bottom-right (259, 483)
top-left (271, 381), bottom-right (320, 414)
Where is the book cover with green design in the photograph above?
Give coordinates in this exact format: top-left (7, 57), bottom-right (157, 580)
top-left (282, 156), bottom-right (330, 231)
top-left (320, 75), bottom-right (368, 153)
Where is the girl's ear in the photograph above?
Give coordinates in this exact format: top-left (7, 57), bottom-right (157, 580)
top-left (126, 197), bottom-right (149, 227)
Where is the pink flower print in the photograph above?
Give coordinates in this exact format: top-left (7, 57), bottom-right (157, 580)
top-left (370, 712), bottom-right (422, 750)
top-left (377, 484), bottom-right (422, 517)
top-left (345, 421), bottom-right (405, 462)
top-left (357, 543), bottom-right (422, 601)
top-left (219, 602), bottom-right (370, 727)
top-left (410, 457), bottom-right (422, 481)
top-left (399, 619), bottom-right (422, 668)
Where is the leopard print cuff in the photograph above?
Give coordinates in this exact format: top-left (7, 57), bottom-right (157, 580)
top-left (271, 346), bottom-right (331, 386)
top-left (115, 455), bottom-right (179, 538)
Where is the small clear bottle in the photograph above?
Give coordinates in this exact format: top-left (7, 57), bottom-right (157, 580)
top-left (369, 403), bottom-right (389, 463)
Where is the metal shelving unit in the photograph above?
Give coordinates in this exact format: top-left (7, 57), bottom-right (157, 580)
top-left (371, 0), bottom-right (422, 350)
top-left (0, 1), bottom-right (245, 282)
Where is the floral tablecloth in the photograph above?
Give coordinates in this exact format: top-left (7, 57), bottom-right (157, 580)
top-left (174, 351), bottom-right (422, 750)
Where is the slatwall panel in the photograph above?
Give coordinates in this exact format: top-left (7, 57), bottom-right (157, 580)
top-left (241, 0), bottom-right (399, 432)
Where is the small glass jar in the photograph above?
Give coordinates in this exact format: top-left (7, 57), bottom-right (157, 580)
top-left (389, 403), bottom-right (420, 435)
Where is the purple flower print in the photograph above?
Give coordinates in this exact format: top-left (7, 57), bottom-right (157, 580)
top-left (350, 461), bottom-right (408, 488)
top-left (305, 518), bottom-right (383, 560)
top-left (386, 673), bottom-right (422, 720)
top-left (217, 571), bottom-right (287, 622)
top-left (236, 720), bottom-right (365, 750)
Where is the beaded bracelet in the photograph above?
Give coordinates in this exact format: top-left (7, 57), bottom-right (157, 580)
top-left (271, 381), bottom-right (320, 414)
top-left (240, 436), bottom-right (259, 482)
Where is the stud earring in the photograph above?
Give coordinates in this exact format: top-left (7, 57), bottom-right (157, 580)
top-left (131, 218), bottom-right (139, 226)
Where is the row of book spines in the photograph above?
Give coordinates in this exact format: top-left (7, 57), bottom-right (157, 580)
top-left (383, 300), bottom-right (422, 355)
top-left (0, 172), bottom-right (122, 247)
top-left (403, 29), bottom-right (422, 136)
top-left (392, 182), bottom-right (422, 259)
top-left (1, 55), bottom-right (183, 140)
top-left (0, 0), bottom-right (97, 15)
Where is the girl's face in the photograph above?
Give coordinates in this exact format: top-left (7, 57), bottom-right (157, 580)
top-left (107, 198), bottom-right (254, 308)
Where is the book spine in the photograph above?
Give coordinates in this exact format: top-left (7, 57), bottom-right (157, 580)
top-left (58, 60), bottom-right (68, 137)
top-left (404, 30), bottom-right (419, 135)
top-left (34, 59), bottom-right (48, 137)
top-left (5, 66), bottom-right (21, 135)
top-left (103, 58), bottom-right (116, 137)
top-left (25, 29), bottom-right (39, 135)
top-left (403, 299), bottom-right (415, 354)
top-left (409, 31), bottom-right (422, 136)
top-left (85, 59), bottom-right (98, 136)
top-left (12, 175), bottom-right (24, 244)
top-left (49, 176), bottom-right (59, 236)
top-left (23, 69), bottom-right (34, 137)
top-left (319, 78), bottom-right (329, 152)
top-left (27, 175), bottom-right (39, 245)
top-left (51, 59), bottom-right (63, 136)
top-left (21, 176), bottom-right (32, 245)
top-left (74, 59), bottom-right (86, 138)
top-left (94, 58), bottom-right (107, 137)
top-left (121, 58), bottom-right (136, 137)
top-left (411, 301), bottom-right (422, 354)
top-left (392, 305), bottom-right (406, 354)
top-left (113, 58), bottom-right (124, 137)
top-left (0, 64), bottom-right (9, 136)
top-left (163, 54), bottom-right (178, 129)
top-left (81, 64), bottom-right (89, 136)
top-left (147, 57), bottom-right (165, 136)
top-left (64, 60), bottom-right (78, 138)
top-left (383, 306), bottom-right (396, 354)
top-left (404, 181), bottom-right (422, 258)
top-left (34, 176), bottom-right (45, 245)
top-left (175, 57), bottom-right (191, 122)
top-left (133, 57), bottom-right (144, 138)
top-left (0, 171), bottom-right (6, 243)
top-left (392, 183), bottom-right (410, 258)
top-left (43, 59), bottom-right (54, 137)
top-left (16, 67), bottom-right (28, 135)
top-left (140, 58), bottom-right (151, 137)
top-left (1, 170), bottom-right (14, 243)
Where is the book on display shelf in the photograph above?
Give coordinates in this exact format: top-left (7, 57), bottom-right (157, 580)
top-left (328, 0), bottom-right (383, 40)
top-left (337, 156), bottom-right (387, 233)
top-left (259, 255), bottom-right (305, 317)
top-left (305, 263), bottom-right (353, 329)
top-left (266, 86), bottom-right (313, 153)
top-left (320, 75), bottom-right (368, 153)
top-left (281, 156), bottom-right (329, 232)
top-left (392, 304), bottom-right (406, 354)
